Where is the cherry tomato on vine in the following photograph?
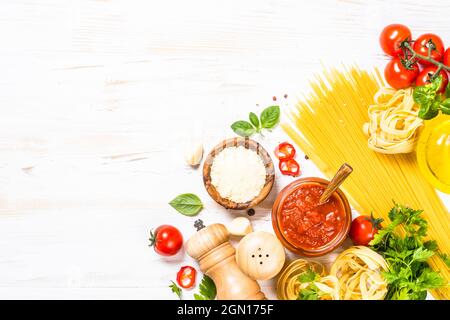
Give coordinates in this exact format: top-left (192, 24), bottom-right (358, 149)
top-left (274, 142), bottom-right (296, 160)
top-left (279, 158), bottom-right (301, 177)
top-left (149, 225), bottom-right (183, 256)
top-left (176, 266), bottom-right (197, 289)
top-left (444, 48), bottom-right (450, 68)
top-left (416, 66), bottom-right (449, 93)
top-left (349, 214), bottom-right (384, 246)
top-left (413, 33), bottom-right (445, 66)
top-left (379, 24), bottom-right (411, 57)
top-left (384, 57), bottom-right (419, 89)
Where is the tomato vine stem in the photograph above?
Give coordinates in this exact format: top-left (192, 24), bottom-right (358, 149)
top-left (401, 41), bottom-right (450, 72)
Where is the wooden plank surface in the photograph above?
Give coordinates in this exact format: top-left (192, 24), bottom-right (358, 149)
top-left (0, 0), bottom-right (449, 299)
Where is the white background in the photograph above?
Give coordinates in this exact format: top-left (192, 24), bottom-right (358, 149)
top-left (0, 0), bottom-right (449, 299)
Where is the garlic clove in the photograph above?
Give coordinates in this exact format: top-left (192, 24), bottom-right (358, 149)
top-left (227, 217), bottom-right (253, 237)
top-left (185, 143), bottom-right (203, 166)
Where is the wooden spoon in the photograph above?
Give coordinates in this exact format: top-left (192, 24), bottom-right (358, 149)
top-left (319, 163), bottom-right (353, 204)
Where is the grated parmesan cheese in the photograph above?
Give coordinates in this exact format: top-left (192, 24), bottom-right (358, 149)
top-left (211, 146), bottom-right (266, 203)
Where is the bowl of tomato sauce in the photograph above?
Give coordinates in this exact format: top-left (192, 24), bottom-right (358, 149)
top-left (271, 177), bottom-right (351, 257)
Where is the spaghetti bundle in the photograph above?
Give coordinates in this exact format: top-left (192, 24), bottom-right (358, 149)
top-left (363, 87), bottom-right (423, 154)
top-left (283, 66), bottom-right (450, 299)
top-left (277, 259), bottom-right (339, 300)
top-left (330, 246), bottom-right (388, 300)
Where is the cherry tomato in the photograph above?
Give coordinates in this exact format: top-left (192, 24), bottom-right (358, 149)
top-left (384, 57), bottom-right (419, 89)
top-left (444, 48), bottom-right (450, 68)
top-left (349, 214), bottom-right (383, 246)
top-left (416, 66), bottom-right (449, 93)
top-left (274, 142), bottom-right (296, 160)
top-left (279, 158), bottom-right (301, 177)
top-left (149, 225), bottom-right (183, 256)
top-left (413, 33), bottom-right (445, 66)
top-left (176, 266), bottom-right (197, 289)
top-left (379, 24), bottom-right (411, 57)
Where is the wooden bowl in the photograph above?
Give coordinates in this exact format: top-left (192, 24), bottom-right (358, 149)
top-left (203, 137), bottom-right (275, 210)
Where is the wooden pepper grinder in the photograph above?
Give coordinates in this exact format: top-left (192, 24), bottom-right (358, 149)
top-left (186, 223), bottom-right (266, 300)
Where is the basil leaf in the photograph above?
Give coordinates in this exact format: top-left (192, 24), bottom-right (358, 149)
top-left (260, 105), bottom-right (280, 129)
top-left (440, 98), bottom-right (450, 115)
top-left (231, 120), bottom-right (256, 137)
top-left (169, 193), bottom-right (203, 216)
top-left (430, 75), bottom-right (443, 93)
top-left (413, 87), bottom-right (433, 106)
top-left (249, 112), bottom-right (260, 129)
top-left (445, 82), bottom-right (450, 98)
top-left (418, 100), bottom-right (440, 120)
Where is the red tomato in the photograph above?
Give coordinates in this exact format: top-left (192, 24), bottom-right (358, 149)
top-left (149, 225), bottom-right (183, 256)
top-left (176, 266), bottom-right (197, 289)
top-left (413, 33), bottom-right (445, 66)
top-left (279, 159), bottom-right (301, 177)
top-left (444, 48), bottom-right (450, 68)
top-left (379, 24), bottom-right (411, 56)
top-left (274, 142), bottom-right (296, 160)
top-left (416, 66), bottom-right (449, 93)
top-left (349, 214), bottom-right (383, 246)
top-left (384, 57), bottom-right (419, 89)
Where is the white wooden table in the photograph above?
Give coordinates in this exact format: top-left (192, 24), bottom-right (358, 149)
top-left (0, 0), bottom-right (448, 300)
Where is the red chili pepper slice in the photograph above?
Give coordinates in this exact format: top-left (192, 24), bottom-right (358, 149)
top-left (176, 266), bottom-right (197, 289)
top-left (279, 158), bottom-right (301, 177)
top-left (274, 142), bottom-right (296, 160)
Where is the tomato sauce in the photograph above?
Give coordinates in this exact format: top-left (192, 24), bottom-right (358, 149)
top-left (279, 183), bottom-right (345, 250)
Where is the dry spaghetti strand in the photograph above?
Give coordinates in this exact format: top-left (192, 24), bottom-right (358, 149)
top-left (283, 66), bottom-right (450, 299)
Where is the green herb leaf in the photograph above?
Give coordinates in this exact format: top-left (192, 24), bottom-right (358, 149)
top-left (297, 287), bottom-right (319, 300)
top-left (416, 268), bottom-right (446, 289)
top-left (392, 288), bottom-right (411, 300)
top-left (169, 281), bottom-right (182, 300)
top-left (413, 75), bottom-right (447, 121)
top-left (438, 253), bottom-right (450, 268)
top-left (169, 193), bottom-right (203, 216)
top-left (412, 247), bottom-right (434, 262)
top-left (440, 98), bottom-right (450, 115)
top-left (413, 86), bottom-right (434, 106)
top-left (260, 105), bottom-right (280, 129)
top-left (231, 120), bottom-right (256, 137)
top-left (194, 275), bottom-right (216, 300)
top-left (370, 202), bottom-right (447, 300)
top-left (249, 112), bottom-right (260, 130)
top-left (298, 268), bottom-right (319, 283)
top-left (445, 82), bottom-right (450, 98)
top-left (418, 100), bottom-right (440, 120)
top-left (423, 240), bottom-right (438, 252)
top-left (430, 75), bottom-right (443, 92)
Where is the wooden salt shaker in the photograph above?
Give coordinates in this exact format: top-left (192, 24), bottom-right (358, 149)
top-left (186, 223), bottom-right (266, 300)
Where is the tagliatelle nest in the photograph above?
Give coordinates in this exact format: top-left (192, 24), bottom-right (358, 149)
top-left (363, 87), bottom-right (423, 154)
top-left (330, 246), bottom-right (389, 300)
top-left (277, 259), bottom-right (340, 300)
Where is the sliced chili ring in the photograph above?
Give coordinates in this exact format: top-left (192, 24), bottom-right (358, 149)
top-left (176, 266), bottom-right (197, 289)
top-left (279, 158), bottom-right (301, 177)
top-left (274, 142), bottom-right (296, 160)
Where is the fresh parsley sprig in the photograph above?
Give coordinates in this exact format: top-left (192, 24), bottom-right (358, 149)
top-left (370, 202), bottom-right (449, 300)
top-left (169, 281), bottom-right (182, 300)
top-left (231, 105), bottom-right (280, 137)
top-left (296, 268), bottom-right (325, 300)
